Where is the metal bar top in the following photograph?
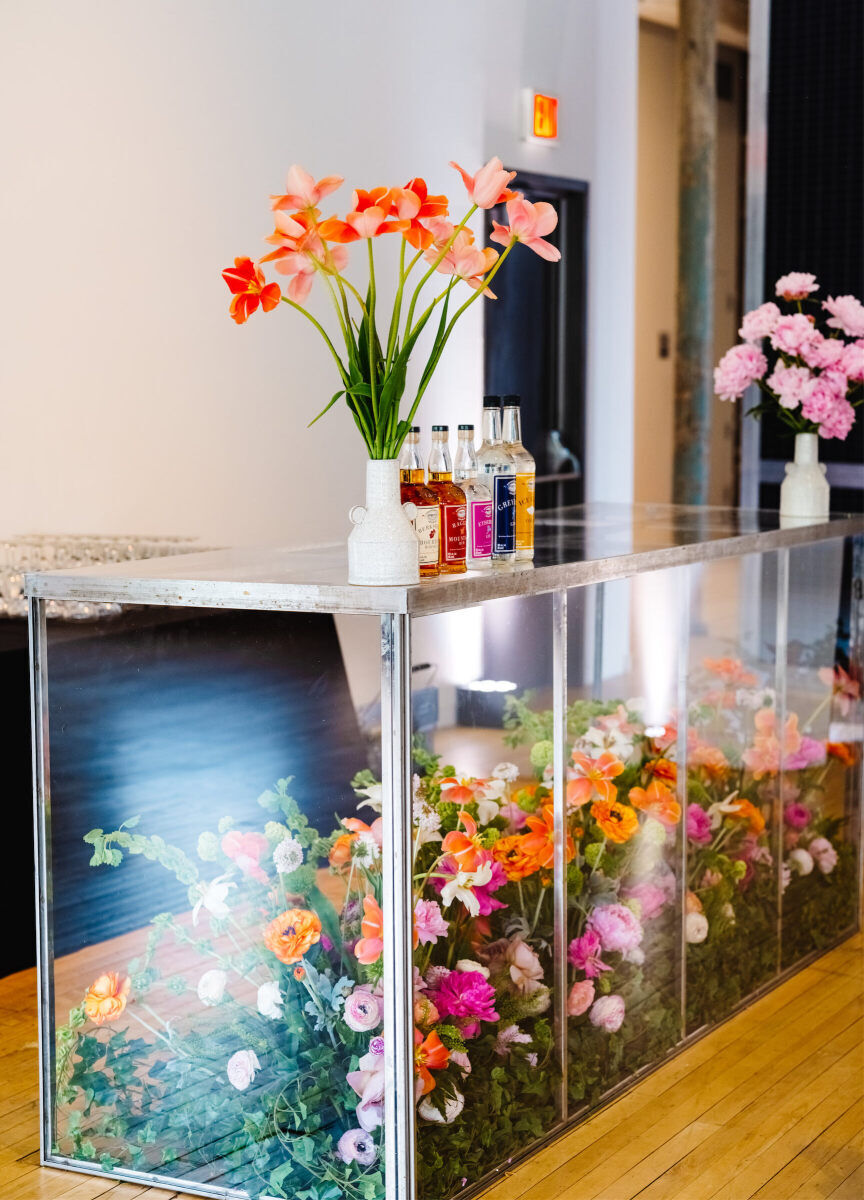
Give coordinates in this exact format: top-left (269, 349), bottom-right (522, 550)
top-left (24, 503), bottom-right (864, 617)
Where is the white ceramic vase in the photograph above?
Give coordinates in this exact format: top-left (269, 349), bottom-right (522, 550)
top-left (779, 433), bottom-right (830, 525)
top-left (348, 459), bottom-right (420, 585)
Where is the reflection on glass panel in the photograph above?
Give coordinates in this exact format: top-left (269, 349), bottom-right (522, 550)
top-left (558, 575), bottom-right (682, 1111)
top-left (411, 596), bottom-right (560, 1200)
top-left (781, 539), bottom-right (862, 969)
top-left (46, 608), bottom-right (386, 1198)
top-left (684, 555), bottom-right (780, 1033)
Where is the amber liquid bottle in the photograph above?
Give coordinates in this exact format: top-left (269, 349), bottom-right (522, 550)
top-left (501, 394), bottom-right (536, 562)
top-left (398, 426), bottom-right (440, 578)
top-left (426, 425), bottom-right (467, 575)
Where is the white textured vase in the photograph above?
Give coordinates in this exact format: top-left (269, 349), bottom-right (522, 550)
top-left (779, 433), bottom-right (830, 526)
top-left (348, 459), bottom-right (420, 585)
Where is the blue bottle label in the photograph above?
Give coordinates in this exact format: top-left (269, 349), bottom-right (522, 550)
top-left (493, 474), bottom-right (516, 554)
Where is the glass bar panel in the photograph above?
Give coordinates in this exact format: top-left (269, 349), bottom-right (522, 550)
top-left (42, 605), bottom-right (386, 1197)
top-left (780, 537), bottom-right (862, 969)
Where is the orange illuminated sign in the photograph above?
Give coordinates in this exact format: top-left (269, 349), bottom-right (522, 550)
top-left (532, 93), bottom-right (558, 140)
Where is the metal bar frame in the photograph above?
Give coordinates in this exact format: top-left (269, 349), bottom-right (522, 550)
top-left (676, 567), bottom-right (692, 1036)
top-left (552, 589), bottom-right (569, 1121)
top-left (773, 548), bottom-right (789, 974)
top-left (30, 597), bottom-right (52, 1165)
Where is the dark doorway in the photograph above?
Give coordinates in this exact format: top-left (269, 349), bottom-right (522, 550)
top-left (484, 172), bottom-right (588, 510)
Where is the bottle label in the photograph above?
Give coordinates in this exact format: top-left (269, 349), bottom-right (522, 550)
top-left (515, 473), bottom-right (535, 551)
top-left (441, 503), bottom-right (467, 564)
top-left (413, 505), bottom-right (440, 566)
top-left (493, 475), bottom-right (516, 554)
top-left (470, 500), bottom-right (493, 559)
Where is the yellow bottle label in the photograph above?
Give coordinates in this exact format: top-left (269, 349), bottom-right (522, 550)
top-left (515, 472), bottom-right (535, 550)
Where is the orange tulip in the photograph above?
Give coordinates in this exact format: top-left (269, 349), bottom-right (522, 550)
top-left (264, 908), bottom-right (322, 965)
top-left (400, 177), bottom-right (450, 249)
top-left (490, 196), bottom-right (561, 261)
top-left (319, 188), bottom-right (411, 243)
top-left (414, 1027), bottom-right (450, 1094)
top-left (590, 799), bottom-right (639, 844)
top-left (424, 228), bottom-right (499, 297)
top-left (222, 257), bottom-right (281, 324)
top-left (354, 895), bottom-right (384, 964)
top-left (270, 164), bottom-right (344, 212)
top-left (569, 751), bottom-right (625, 807)
top-left (521, 804), bottom-right (574, 869)
top-left (628, 780), bottom-right (681, 828)
top-left (441, 810), bottom-right (485, 873)
top-left (450, 156), bottom-right (518, 209)
top-left (84, 972), bottom-right (130, 1025)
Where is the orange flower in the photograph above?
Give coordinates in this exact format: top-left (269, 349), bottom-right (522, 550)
top-left (354, 895), bottom-right (384, 965)
top-left (264, 908), bottom-right (321, 964)
top-left (569, 751), bottom-right (625, 807)
top-left (691, 743), bottom-right (729, 779)
top-left (270, 164), bottom-right (344, 213)
top-left (293, 965), bottom-right (306, 981)
top-left (399, 177), bottom-right (449, 249)
top-left (827, 741), bottom-right (855, 766)
top-left (319, 187), bottom-right (411, 242)
top-left (725, 797), bottom-right (765, 836)
top-left (439, 777), bottom-right (478, 806)
top-left (441, 810), bottom-right (485, 873)
top-left (491, 834), bottom-right (538, 881)
top-left (521, 804), bottom-right (574, 869)
top-left (645, 757), bottom-right (677, 786)
top-left (329, 833), bottom-right (353, 866)
top-left (628, 780), bottom-right (681, 828)
top-left (414, 1027), bottom-right (450, 1094)
top-left (590, 799), bottom-right (639, 844)
top-left (703, 657), bottom-right (758, 687)
top-left (84, 972), bottom-right (130, 1025)
top-left (222, 256), bottom-right (281, 324)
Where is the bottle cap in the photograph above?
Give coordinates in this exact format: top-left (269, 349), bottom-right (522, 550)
top-left (431, 424), bottom-right (448, 432)
top-left (483, 395), bottom-right (501, 408)
top-left (458, 424), bottom-right (474, 431)
top-left (409, 425), bottom-right (420, 433)
top-left (502, 393), bottom-right (521, 406)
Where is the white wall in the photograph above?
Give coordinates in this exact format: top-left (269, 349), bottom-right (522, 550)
top-left (1, 0), bottom-right (637, 546)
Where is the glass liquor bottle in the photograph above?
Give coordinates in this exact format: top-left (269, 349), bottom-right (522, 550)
top-left (501, 394), bottom-right (536, 562)
top-left (398, 426), bottom-right (440, 578)
top-left (426, 426), bottom-right (467, 575)
top-left (453, 424), bottom-right (493, 570)
top-left (476, 396), bottom-right (516, 567)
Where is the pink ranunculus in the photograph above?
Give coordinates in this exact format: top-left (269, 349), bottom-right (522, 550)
top-left (686, 804), bottom-right (713, 846)
top-left (770, 312), bottom-right (819, 357)
top-left (823, 295), bottom-right (864, 338)
top-left (586, 903), bottom-right (643, 955)
top-left (808, 836), bottom-right (838, 874)
top-left (775, 271), bottom-right (818, 300)
top-left (784, 802), bottom-right (811, 830)
top-left (413, 899), bottom-right (450, 946)
top-left (220, 831), bottom-right (270, 883)
top-left (739, 302), bottom-right (781, 343)
top-left (621, 881), bottom-right (667, 921)
top-left (490, 196), bottom-right (561, 261)
top-left (450, 156), bottom-right (517, 209)
top-left (713, 343), bottom-right (768, 401)
top-left (343, 987), bottom-right (383, 1033)
top-left (346, 1049), bottom-right (386, 1131)
top-left (431, 970), bottom-right (499, 1039)
top-left (766, 363), bottom-right (814, 410)
top-left (336, 1128), bottom-right (378, 1167)
top-left (588, 993), bottom-right (626, 1033)
top-left (226, 1049), bottom-right (261, 1091)
top-left (567, 979), bottom-right (596, 1017)
top-left (840, 340), bottom-right (864, 382)
top-left (800, 331), bottom-right (847, 371)
top-left (568, 929), bottom-right (610, 978)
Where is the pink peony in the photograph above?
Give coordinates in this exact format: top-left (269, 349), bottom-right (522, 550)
top-left (770, 313), bottom-right (818, 357)
top-left (686, 804), bottom-right (713, 846)
top-left (621, 881), bottom-right (667, 921)
top-left (714, 343), bottom-right (768, 401)
top-left (343, 987), bottom-right (382, 1033)
top-left (823, 295), bottom-right (864, 338)
top-left (775, 272), bottom-right (818, 300)
top-left (739, 302), bottom-right (781, 342)
top-left (840, 340), bottom-right (864, 381)
top-left (784, 802), bottom-right (811, 830)
top-left (800, 332), bottom-right (847, 371)
top-left (568, 929), bottom-right (610, 978)
top-left (431, 970), bottom-right (499, 1039)
top-left (816, 397), bottom-right (855, 441)
top-left (588, 993), bottom-right (626, 1033)
top-left (414, 899), bottom-right (450, 946)
top-left (567, 979), bottom-right (595, 1017)
top-left (587, 903), bottom-right (643, 955)
top-left (766, 363), bottom-right (814, 410)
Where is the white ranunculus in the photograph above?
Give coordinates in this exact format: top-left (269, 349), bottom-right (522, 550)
top-left (226, 1049), bottom-right (260, 1091)
top-left (196, 969), bottom-right (227, 1006)
top-left (685, 912), bottom-right (709, 944)
top-left (788, 848), bottom-right (814, 876)
top-left (257, 980), bottom-right (284, 1020)
top-left (492, 762), bottom-right (519, 783)
top-left (454, 958), bottom-right (490, 979)
top-left (418, 1089), bottom-right (465, 1124)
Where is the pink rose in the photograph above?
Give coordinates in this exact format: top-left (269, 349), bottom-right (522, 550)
top-left (588, 993), bottom-right (626, 1033)
top-left (770, 313), bottom-right (818, 358)
top-left (823, 294), bottom-right (864, 338)
top-left (714, 343), bottom-right (768, 401)
top-left (739, 302), bottom-right (781, 343)
top-left (567, 979), bottom-right (595, 1017)
top-left (343, 987), bottom-right (383, 1033)
top-left (775, 271), bottom-right (818, 300)
top-left (587, 903), bottom-right (643, 955)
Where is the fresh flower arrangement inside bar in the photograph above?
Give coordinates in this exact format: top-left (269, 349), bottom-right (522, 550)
top-left (222, 160), bottom-right (558, 583)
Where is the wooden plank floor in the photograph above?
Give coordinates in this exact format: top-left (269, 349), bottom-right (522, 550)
top-left (1, 934), bottom-right (861, 1200)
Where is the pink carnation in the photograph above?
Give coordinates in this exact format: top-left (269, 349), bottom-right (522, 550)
top-left (823, 294), bottom-right (864, 338)
top-left (413, 899), bottom-right (449, 946)
top-left (770, 313), bottom-right (818, 358)
top-left (567, 979), bottom-right (595, 1017)
top-left (431, 970), bottom-right (499, 1039)
top-left (766, 363), bottom-right (813, 410)
top-left (686, 804), bottom-right (712, 846)
top-left (586, 903), bottom-right (643, 955)
top-left (775, 272), bottom-right (818, 300)
top-left (739, 302), bottom-right (781, 343)
top-left (840, 340), bottom-right (864, 381)
top-left (714, 343), bottom-right (768, 401)
top-left (568, 928), bottom-right (610, 978)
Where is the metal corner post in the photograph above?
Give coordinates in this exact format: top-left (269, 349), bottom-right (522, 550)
top-left (853, 537), bottom-right (864, 919)
top-left (380, 613), bottom-right (416, 1199)
top-left (28, 595), bottom-right (53, 1163)
top-left (552, 589), bottom-right (569, 1120)
top-left (773, 548), bottom-right (790, 974)
top-left (676, 568), bottom-right (691, 1037)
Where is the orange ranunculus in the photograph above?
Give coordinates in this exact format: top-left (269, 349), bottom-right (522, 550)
top-left (646, 757), bottom-right (677, 786)
top-left (628, 780), bottom-right (681, 828)
top-left (399, 177), bottom-right (450, 249)
top-left (590, 799), bottom-right (639, 844)
top-left (691, 742), bottom-right (729, 779)
top-left (222, 256), bottom-right (281, 324)
top-left (827, 741), bottom-right (855, 766)
top-left (441, 810), bottom-right (484, 873)
top-left (414, 1027), bottom-right (450, 1094)
top-left (686, 890), bottom-right (703, 914)
top-left (329, 833), bottom-right (353, 866)
top-left (264, 908), bottom-right (322, 965)
top-left (84, 972), bottom-right (130, 1025)
top-left (569, 751), bottom-right (625, 807)
top-left (521, 804), bottom-right (574, 870)
top-left (491, 834), bottom-right (538, 881)
top-left (725, 797), bottom-right (766, 836)
top-left (354, 895), bottom-right (384, 964)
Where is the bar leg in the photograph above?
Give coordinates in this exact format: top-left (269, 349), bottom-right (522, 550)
top-left (676, 567), bottom-right (691, 1038)
top-left (552, 589), bottom-right (569, 1121)
top-left (774, 549), bottom-right (789, 975)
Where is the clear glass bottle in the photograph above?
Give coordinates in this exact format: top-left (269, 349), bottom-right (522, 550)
top-left (453, 425), bottom-right (493, 570)
top-left (426, 426), bottom-right (467, 575)
top-left (501, 394), bottom-right (536, 562)
top-left (476, 396), bottom-right (516, 566)
top-left (398, 426), bottom-right (440, 578)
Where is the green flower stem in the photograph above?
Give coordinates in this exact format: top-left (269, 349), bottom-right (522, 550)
top-left (385, 237), bottom-right (408, 369)
top-left (403, 203), bottom-right (477, 338)
top-left (279, 296), bottom-right (349, 387)
top-left (367, 239), bottom-right (380, 442)
top-left (530, 885), bottom-right (547, 935)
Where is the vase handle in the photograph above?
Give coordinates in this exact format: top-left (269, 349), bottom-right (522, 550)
top-left (348, 505), bottom-right (367, 526)
top-left (402, 501), bottom-right (417, 521)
